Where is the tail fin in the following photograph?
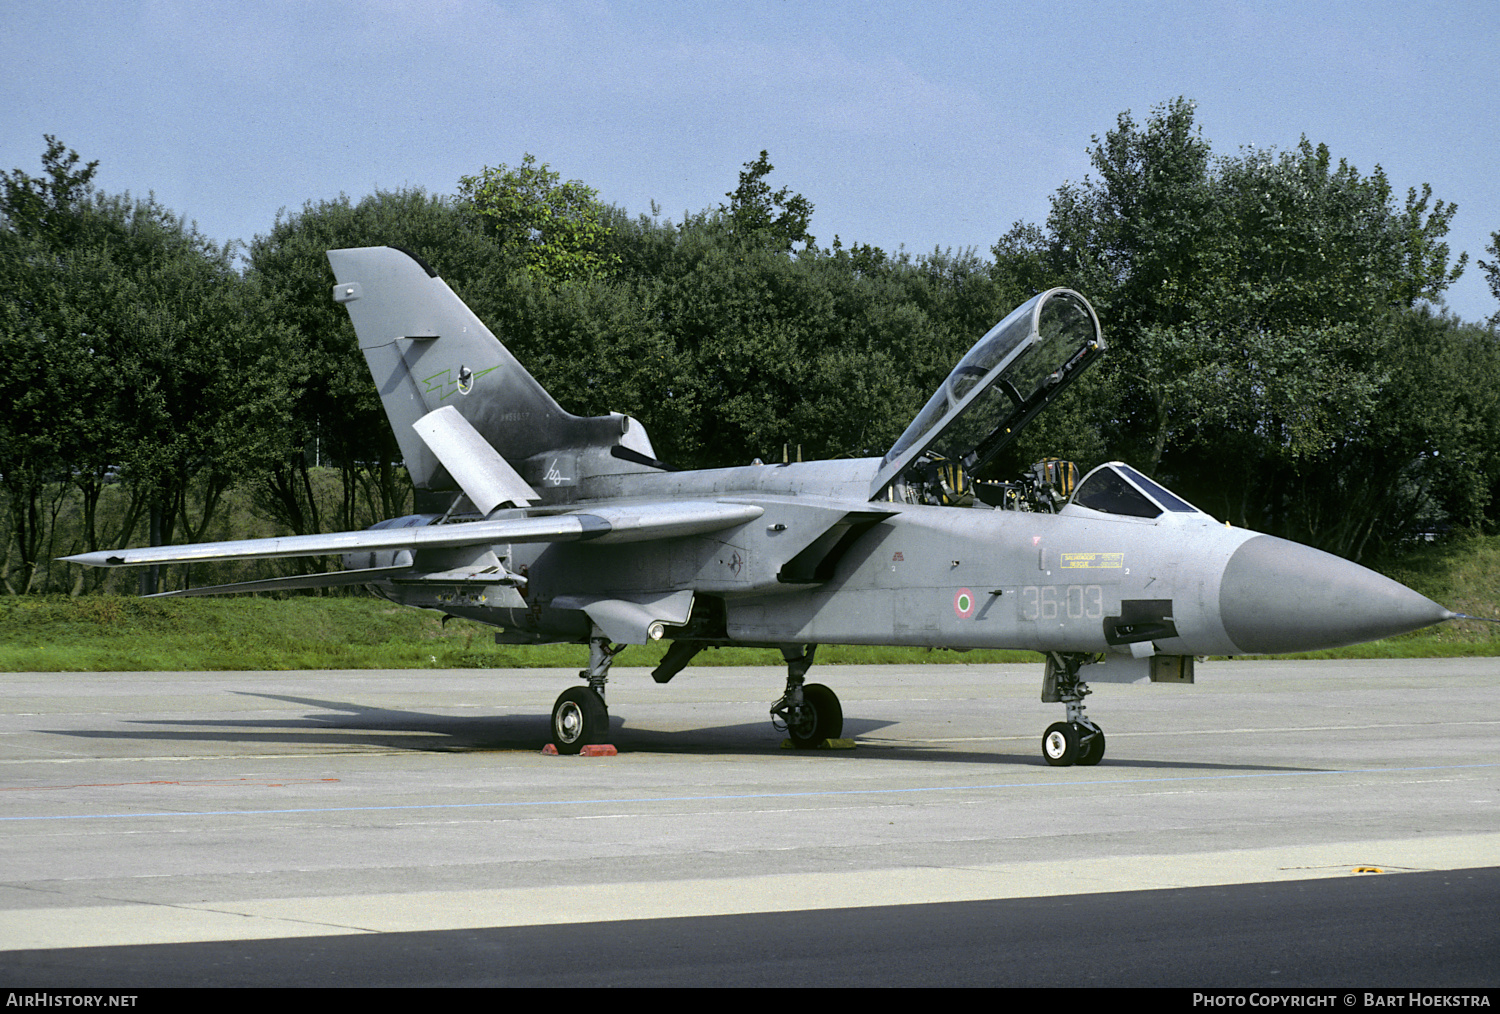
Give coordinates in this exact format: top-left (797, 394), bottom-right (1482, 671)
top-left (326, 246), bottom-right (655, 496)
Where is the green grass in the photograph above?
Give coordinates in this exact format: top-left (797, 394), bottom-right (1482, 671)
top-left (4, 535), bottom-right (1496, 671)
top-left (1243, 533), bottom-right (1500, 660)
top-left (0, 593), bottom-right (1048, 671)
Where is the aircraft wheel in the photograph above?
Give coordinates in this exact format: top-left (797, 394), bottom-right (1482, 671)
top-left (1076, 725), bottom-right (1106, 766)
top-left (552, 687), bottom-right (608, 755)
top-left (1042, 721), bottom-right (1080, 766)
top-left (788, 683), bottom-right (843, 749)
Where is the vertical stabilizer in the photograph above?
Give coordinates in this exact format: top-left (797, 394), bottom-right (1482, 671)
top-left (327, 246), bottom-right (640, 492)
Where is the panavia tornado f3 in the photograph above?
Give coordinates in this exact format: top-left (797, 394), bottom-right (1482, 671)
top-left (65, 246), bottom-right (1461, 765)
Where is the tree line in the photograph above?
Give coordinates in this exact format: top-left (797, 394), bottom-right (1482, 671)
top-left (4, 100), bottom-right (1500, 594)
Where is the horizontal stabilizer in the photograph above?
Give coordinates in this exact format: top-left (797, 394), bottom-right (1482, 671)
top-left (412, 405), bottom-right (539, 514)
top-left (62, 502), bottom-right (764, 569)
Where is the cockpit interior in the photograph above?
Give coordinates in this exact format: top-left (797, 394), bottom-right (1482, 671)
top-left (873, 288), bottom-right (1210, 522)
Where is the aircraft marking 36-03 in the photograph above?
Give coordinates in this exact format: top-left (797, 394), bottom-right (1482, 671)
top-left (65, 246), bottom-right (1465, 765)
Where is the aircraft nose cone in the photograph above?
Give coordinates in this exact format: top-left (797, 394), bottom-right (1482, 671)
top-left (1219, 535), bottom-right (1452, 654)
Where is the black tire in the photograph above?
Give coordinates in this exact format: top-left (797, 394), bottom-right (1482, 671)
top-left (552, 687), bottom-right (608, 754)
top-left (1042, 721), bottom-right (1079, 766)
top-left (1076, 724), bottom-right (1106, 766)
top-left (788, 683), bottom-right (843, 749)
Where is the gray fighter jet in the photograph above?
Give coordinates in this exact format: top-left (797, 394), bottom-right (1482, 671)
top-left (64, 246), bottom-right (1460, 765)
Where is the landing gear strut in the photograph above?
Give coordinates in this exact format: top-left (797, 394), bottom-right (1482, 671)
top-left (770, 645), bottom-right (843, 748)
top-left (1040, 651), bottom-right (1104, 767)
top-left (550, 630), bottom-right (622, 754)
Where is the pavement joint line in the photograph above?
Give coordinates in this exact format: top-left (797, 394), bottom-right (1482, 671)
top-left (2, 761), bottom-right (1496, 823)
top-left (862, 718), bottom-right (1500, 743)
top-left (0, 750), bottom-right (419, 765)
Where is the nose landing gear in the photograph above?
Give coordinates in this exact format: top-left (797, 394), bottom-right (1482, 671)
top-left (1040, 652), bottom-right (1104, 767)
top-left (770, 645), bottom-right (844, 748)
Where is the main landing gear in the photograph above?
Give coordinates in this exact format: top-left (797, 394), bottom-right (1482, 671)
top-left (549, 636), bottom-right (848, 754)
top-left (770, 644), bottom-right (843, 748)
top-left (551, 631), bottom-right (623, 754)
top-left (1040, 651), bottom-right (1105, 767)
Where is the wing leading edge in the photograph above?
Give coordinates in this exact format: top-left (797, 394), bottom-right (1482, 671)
top-left (62, 501), bottom-right (765, 570)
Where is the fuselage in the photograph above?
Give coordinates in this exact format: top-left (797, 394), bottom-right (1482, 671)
top-left (367, 455), bottom-right (1449, 658)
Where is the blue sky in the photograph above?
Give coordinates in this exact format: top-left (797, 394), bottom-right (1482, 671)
top-left (4, 0), bottom-right (1497, 323)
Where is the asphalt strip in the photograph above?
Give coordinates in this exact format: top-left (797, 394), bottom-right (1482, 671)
top-left (3, 832), bottom-right (1496, 951)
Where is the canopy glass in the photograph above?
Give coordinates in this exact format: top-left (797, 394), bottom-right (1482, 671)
top-left (870, 288), bottom-right (1103, 499)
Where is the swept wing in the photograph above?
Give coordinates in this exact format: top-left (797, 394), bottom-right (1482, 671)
top-left (62, 501), bottom-right (764, 570)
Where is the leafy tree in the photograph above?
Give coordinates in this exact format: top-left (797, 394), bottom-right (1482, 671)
top-left (1480, 230), bottom-right (1500, 327)
top-left (113, 221), bottom-right (296, 592)
top-left (1281, 310), bottom-right (1500, 556)
top-left (1, 135), bottom-right (98, 244)
top-left (0, 138), bottom-right (102, 591)
top-left (248, 189), bottom-right (517, 530)
top-left (1, 138), bottom-right (296, 593)
top-left (1021, 99), bottom-right (1472, 551)
top-left (722, 151), bottom-right (815, 252)
top-left (602, 209), bottom-right (1025, 469)
top-left (456, 155), bottom-right (617, 283)
top-left (1037, 99), bottom-right (1217, 472)
top-left (1171, 141), bottom-right (1466, 548)
top-left (990, 222), bottom-right (1062, 300)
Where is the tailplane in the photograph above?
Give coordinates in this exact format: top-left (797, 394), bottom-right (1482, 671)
top-left (327, 246), bottom-right (656, 499)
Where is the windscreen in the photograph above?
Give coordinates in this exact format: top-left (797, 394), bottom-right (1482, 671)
top-left (1115, 463), bottom-right (1201, 513)
top-left (1070, 463), bottom-right (1205, 518)
top-left (1072, 467), bottom-right (1162, 518)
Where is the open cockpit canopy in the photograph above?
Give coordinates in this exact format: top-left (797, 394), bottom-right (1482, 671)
top-left (870, 288), bottom-right (1103, 500)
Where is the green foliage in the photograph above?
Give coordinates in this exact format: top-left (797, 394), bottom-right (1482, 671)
top-left (722, 150), bottom-right (815, 252)
top-left (7, 115), bottom-right (1497, 607)
top-left (0, 135), bottom-right (98, 243)
top-left (1, 138), bottom-right (295, 593)
top-left (1480, 230), bottom-right (1500, 327)
top-left (1378, 533), bottom-right (1500, 636)
top-left (1021, 98), bottom-right (1489, 555)
top-left (585, 209), bottom-right (1023, 468)
top-left (247, 189), bottom-right (514, 536)
top-left (457, 154), bottom-right (617, 283)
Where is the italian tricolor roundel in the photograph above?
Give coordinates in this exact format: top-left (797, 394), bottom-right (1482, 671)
top-left (953, 588), bottom-right (975, 619)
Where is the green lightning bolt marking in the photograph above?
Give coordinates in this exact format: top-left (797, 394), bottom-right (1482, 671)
top-left (421, 366), bottom-right (501, 401)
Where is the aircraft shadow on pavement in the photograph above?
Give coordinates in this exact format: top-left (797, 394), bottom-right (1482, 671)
top-left (52, 691), bottom-right (555, 753)
top-left (43, 690), bottom-right (1315, 772)
top-left (47, 690), bottom-right (891, 758)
